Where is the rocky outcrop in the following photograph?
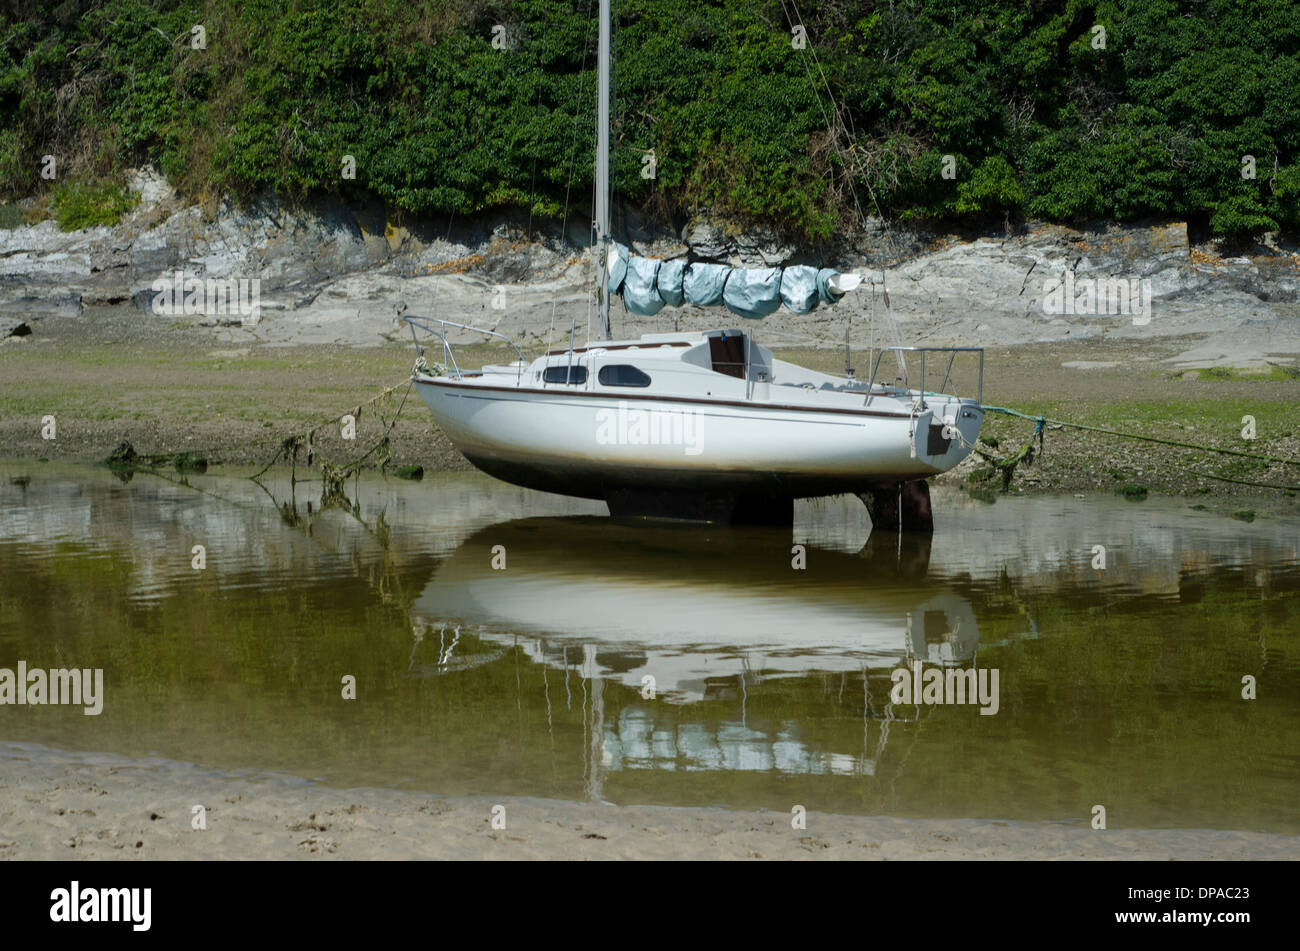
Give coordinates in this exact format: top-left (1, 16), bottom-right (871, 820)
top-left (1, 168), bottom-right (1298, 365)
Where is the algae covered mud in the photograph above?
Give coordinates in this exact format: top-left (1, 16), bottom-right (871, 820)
top-left (3, 311), bottom-right (1299, 507)
top-left (1, 463), bottom-right (1297, 859)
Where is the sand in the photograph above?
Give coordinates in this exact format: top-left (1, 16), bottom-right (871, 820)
top-left (2, 743), bottom-right (1295, 861)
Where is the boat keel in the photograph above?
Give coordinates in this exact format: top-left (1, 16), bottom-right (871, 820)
top-left (858, 480), bottom-right (934, 534)
top-left (604, 488), bottom-right (794, 526)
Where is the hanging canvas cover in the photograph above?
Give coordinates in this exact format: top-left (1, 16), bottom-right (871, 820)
top-left (606, 242), bottom-right (629, 295)
top-left (817, 267), bottom-right (846, 305)
top-left (622, 255), bottom-right (665, 315)
top-left (609, 243), bottom-right (851, 316)
top-left (656, 258), bottom-right (686, 306)
top-left (778, 265), bottom-right (821, 314)
top-left (722, 266), bottom-right (783, 319)
top-left (681, 261), bottom-right (731, 307)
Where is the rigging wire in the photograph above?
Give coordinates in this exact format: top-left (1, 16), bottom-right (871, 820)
top-left (551, 0), bottom-right (598, 356)
top-left (600, 0), bottom-right (621, 343)
top-left (779, 0), bottom-right (905, 377)
top-left (525, 30), bottom-right (544, 242)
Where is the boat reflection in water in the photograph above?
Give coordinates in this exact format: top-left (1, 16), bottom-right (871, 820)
top-left (411, 517), bottom-right (980, 781)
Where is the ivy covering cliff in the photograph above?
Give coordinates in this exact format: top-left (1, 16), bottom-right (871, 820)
top-left (0, 0), bottom-right (1295, 240)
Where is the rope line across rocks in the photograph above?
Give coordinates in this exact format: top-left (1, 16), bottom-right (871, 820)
top-left (251, 377), bottom-right (417, 493)
top-left (972, 404), bottom-right (1300, 492)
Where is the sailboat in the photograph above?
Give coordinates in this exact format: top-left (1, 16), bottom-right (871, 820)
top-left (410, 516), bottom-right (980, 703)
top-left (406, 1), bottom-right (984, 528)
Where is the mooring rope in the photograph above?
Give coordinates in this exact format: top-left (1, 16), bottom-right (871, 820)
top-left (949, 413), bottom-right (1046, 490)
top-left (251, 374), bottom-right (415, 483)
top-left (974, 404), bottom-right (1300, 491)
top-left (1159, 463), bottom-right (1300, 492)
top-left (979, 404), bottom-right (1300, 467)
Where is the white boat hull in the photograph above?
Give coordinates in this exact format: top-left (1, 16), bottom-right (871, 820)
top-left (414, 377), bottom-right (981, 500)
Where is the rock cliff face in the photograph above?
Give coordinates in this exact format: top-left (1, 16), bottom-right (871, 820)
top-left (2, 167), bottom-right (1298, 367)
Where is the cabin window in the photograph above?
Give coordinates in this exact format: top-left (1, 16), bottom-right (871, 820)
top-left (708, 332), bottom-right (746, 379)
top-left (542, 364), bottom-right (588, 384)
top-left (598, 364), bottom-right (652, 387)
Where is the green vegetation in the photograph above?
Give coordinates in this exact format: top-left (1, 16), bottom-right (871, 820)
top-left (0, 200), bottom-right (22, 228)
top-left (171, 450), bottom-right (208, 472)
top-left (50, 181), bottom-right (140, 230)
top-left (104, 440), bottom-right (208, 472)
top-left (1, 0), bottom-right (1297, 240)
top-left (1187, 365), bottom-right (1300, 382)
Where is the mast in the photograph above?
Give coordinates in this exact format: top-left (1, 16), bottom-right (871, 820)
top-left (595, 0), bottom-right (613, 340)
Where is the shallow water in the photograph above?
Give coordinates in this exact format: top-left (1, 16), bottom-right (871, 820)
top-left (1, 462), bottom-right (1298, 833)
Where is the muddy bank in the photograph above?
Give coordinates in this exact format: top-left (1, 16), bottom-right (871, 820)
top-left (2, 307), bottom-right (1299, 515)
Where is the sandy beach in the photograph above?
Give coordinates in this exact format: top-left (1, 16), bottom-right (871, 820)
top-left (1, 743), bottom-right (1295, 861)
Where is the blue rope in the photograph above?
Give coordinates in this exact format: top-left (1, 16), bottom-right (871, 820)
top-left (981, 404), bottom-right (1047, 428)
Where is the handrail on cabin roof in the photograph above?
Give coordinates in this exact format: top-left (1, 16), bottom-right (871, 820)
top-left (403, 316), bottom-right (527, 382)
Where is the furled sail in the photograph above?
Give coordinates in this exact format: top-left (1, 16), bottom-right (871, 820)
top-left (607, 243), bottom-right (858, 318)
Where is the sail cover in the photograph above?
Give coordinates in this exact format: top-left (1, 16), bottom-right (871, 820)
top-left (681, 262), bottom-right (728, 306)
top-left (606, 243), bottom-right (848, 318)
top-left (622, 256), bottom-right (664, 315)
top-left (657, 259), bottom-right (685, 305)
